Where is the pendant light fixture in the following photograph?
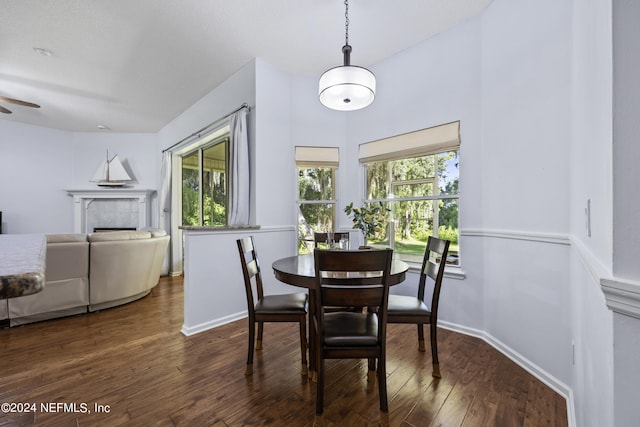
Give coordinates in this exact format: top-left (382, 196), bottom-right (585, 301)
top-left (319, 0), bottom-right (376, 111)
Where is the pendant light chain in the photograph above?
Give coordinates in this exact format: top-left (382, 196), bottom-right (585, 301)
top-left (344, 0), bottom-right (350, 46)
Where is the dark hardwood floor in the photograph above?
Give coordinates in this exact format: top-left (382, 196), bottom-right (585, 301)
top-left (0, 276), bottom-right (567, 426)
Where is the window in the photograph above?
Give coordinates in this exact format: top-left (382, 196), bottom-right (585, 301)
top-left (295, 146), bottom-right (339, 253)
top-left (181, 135), bottom-right (229, 226)
top-left (359, 122), bottom-right (460, 265)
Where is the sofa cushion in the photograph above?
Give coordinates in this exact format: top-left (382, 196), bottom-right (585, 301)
top-left (88, 230), bottom-right (151, 242)
top-left (47, 233), bottom-right (88, 243)
top-left (89, 235), bottom-right (169, 307)
top-left (46, 240), bottom-right (89, 282)
top-left (140, 227), bottom-right (168, 238)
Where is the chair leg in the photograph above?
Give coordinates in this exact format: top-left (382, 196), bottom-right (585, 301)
top-left (430, 322), bottom-right (440, 378)
top-left (315, 357), bottom-right (325, 417)
top-left (377, 356), bottom-right (388, 412)
top-left (308, 290), bottom-right (317, 382)
top-left (417, 324), bottom-right (426, 352)
top-left (246, 319), bottom-right (255, 375)
top-left (256, 322), bottom-right (264, 350)
top-left (367, 358), bottom-right (377, 382)
top-left (299, 316), bottom-right (308, 376)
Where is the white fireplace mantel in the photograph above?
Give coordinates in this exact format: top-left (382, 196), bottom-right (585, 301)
top-left (66, 188), bottom-right (156, 233)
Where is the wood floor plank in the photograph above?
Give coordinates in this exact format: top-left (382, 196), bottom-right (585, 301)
top-left (402, 329), bottom-right (477, 426)
top-left (460, 342), bottom-right (501, 426)
top-left (0, 276), bottom-right (568, 427)
top-left (523, 377), bottom-right (568, 427)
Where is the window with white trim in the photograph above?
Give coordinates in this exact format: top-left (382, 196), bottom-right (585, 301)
top-left (359, 122), bottom-right (460, 265)
top-left (296, 146), bottom-right (339, 254)
top-left (176, 126), bottom-right (231, 227)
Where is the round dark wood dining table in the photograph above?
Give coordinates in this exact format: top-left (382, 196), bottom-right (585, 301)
top-left (272, 253), bottom-right (409, 289)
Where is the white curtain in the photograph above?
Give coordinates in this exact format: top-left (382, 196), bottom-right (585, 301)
top-left (228, 109), bottom-right (250, 225)
top-left (159, 151), bottom-right (172, 233)
top-left (159, 150), bottom-right (172, 275)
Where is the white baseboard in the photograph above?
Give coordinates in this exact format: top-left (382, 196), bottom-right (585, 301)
top-left (181, 310), bottom-right (247, 336)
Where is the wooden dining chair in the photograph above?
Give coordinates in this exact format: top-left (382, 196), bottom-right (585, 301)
top-left (313, 232), bottom-right (350, 250)
top-left (312, 248), bottom-right (393, 421)
top-left (236, 236), bottom-right (308, 376)
top-left (386, 236), bottom-right (450, 378)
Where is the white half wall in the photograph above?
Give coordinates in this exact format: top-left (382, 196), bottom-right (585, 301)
top-left (181, 227), bottom-right (299, 336)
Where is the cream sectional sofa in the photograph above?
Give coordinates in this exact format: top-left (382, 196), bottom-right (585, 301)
top-left (4, 228), bottom-right (169, 326)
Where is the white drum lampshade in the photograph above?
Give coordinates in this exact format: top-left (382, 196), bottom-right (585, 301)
top-left (319, 65), bottom-right (376, 111)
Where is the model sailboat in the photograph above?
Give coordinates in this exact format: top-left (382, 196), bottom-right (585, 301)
top-left (90, 152), bottom-right (132, 187)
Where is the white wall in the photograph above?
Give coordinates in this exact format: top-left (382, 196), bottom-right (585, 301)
top-left (571, 0), bottom-right (614, 267)
top-left (569, 0), bottom-right (615, 425)
top-left (611, 0), bottom-right (640, 425)
top-left (254, 59), bottom-right (295, 229)
top-left (0, 121), bottom-right (157, 233)
top-left (478, 0), bottom-right (574, 387)
top-left (612, 0), bottom-right (640, 281)
top-left (481, 0), bottom-right (572, 234)
top-left (0, 121), bottom-right (73, 233)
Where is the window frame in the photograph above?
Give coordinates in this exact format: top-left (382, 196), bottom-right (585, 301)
top-left (180, 135), bottom-right (230, 227)
top-left (295, 146), bottom-right (339, 254)
top-left (362, 150), bottom-right (459, 265)
top-left (357, 122), bottom-right (463, 275)
top-left (174, 125), bottom-right (231, 228)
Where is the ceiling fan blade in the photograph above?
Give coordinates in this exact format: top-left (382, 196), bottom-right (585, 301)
top-left (0, 97), bottom-right (40, 109)
top-left (0, 105), bottom-right (12, 114)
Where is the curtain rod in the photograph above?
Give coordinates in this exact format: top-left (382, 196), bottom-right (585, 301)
top-left (162, 102), bottom-right (250, 153)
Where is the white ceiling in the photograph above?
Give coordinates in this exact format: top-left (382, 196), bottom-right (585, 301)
top-left (0, 0), bottom-right (492, 133)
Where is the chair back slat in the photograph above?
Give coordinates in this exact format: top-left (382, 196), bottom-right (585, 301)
top-left (430, 237), bottom-right (449, 257)
top-left (424, 259), bottom-right (439, 281)
top-left (417, 237), bottom-right (450, 301)
top-left (246, 259), bottom-right (259, 278)
top-left (236, 236), bottom-right (265, 313)
top-left (315, 249), bottom-right (386, 271)
top-left (321, 285), bottom-right (384, 308)
top-left (315, 248), bottom-right (393, 311)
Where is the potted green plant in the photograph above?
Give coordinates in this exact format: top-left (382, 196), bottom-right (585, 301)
top-left (344, 202), bottom-right (390, 249)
